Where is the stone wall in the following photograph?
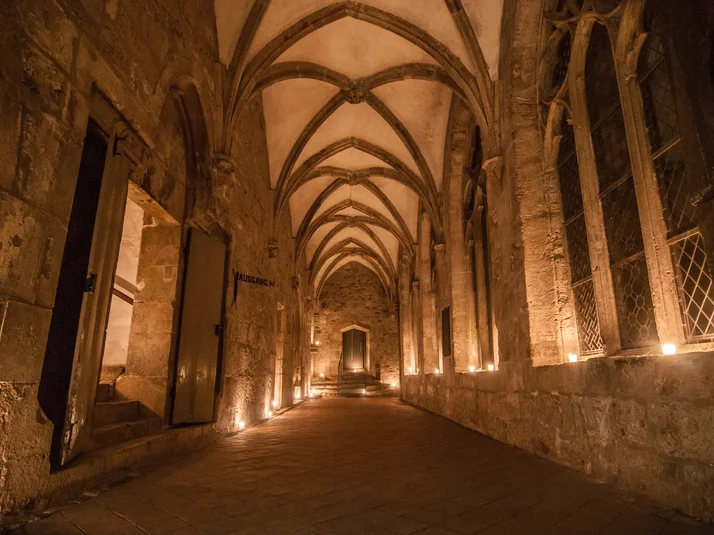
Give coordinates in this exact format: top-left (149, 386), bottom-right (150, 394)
top-left (0, 0), bottom-right (306, 524)
top-left (314, 263), bottom-right (399, 386)
top-left (403, 354), bottom-right (714, 521)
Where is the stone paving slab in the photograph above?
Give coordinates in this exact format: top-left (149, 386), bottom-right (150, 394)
top-left (11, 398), bottom-right (714, 534)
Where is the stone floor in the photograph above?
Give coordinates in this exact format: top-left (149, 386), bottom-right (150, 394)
top-left (14, 398), bottom-right (714, 535)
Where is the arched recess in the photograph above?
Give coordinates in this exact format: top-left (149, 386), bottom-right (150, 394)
top-left (316, 254), bottom-right (395, 308)
top-left (226, 2), bottom-right (494, 156)
top-left (164, 81), bottom-right (220, 234)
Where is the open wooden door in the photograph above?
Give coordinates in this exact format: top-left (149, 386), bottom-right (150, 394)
top-left (172, 229), bottom-right (226, 424)
top-left (58, 128), bottom-right (130, 465)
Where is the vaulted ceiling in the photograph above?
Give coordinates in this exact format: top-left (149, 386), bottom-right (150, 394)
top-left (214, 0), bottom-right (503, 302)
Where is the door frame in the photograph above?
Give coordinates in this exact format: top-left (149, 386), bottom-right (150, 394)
top-left (339, 324), bottom-right (370, 372)
top-left (56, 90), bottom-right (152, 465)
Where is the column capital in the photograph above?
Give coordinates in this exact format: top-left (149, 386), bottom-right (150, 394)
top-left (212, 152), bottom-right (235, 176)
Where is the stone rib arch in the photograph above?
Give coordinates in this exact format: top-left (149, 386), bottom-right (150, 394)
top-left (273, 90), bottom-right (438, 211)
top-left (311, 235), bottom-right (397, 282)
top-left (296, 211), bottom-right (414, 264)
top-left (226, 1), bottom-right (493, 154)
top-left (276, 138), bottom-right (442, 241)
top-left (252, 62), bottom-right (465, 101)
top-left (311, 239), bottom-right (396, 285)
top-left (309, 219), bottom-right (396, 274)
top-left (295, 189), bottom-right (411, 257)
top-left (316, 253), bottom-right (395, 306)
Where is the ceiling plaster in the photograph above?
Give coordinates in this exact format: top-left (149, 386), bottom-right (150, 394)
top-left (214, 0), bottom-right (255, 64)
top-left (320, 148), bottom-right (392, 170)
top-left (263, 79), bottom-right (341, 189)
top-left (217, 0), bottom-right (502, 297)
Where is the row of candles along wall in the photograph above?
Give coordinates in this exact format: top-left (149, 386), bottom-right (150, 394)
top-left (407, 343), bottom-right (679, 375)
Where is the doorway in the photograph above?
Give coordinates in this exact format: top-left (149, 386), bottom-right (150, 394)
top-left (37, 91), bottom-right (226, 468)
top-left (342, 329), bottom-right (366, 370)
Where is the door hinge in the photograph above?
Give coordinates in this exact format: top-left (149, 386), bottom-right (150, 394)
top-left (85, 272), bottom-right (97, 293)
top-left (214, 323), bottom-right (224, 337)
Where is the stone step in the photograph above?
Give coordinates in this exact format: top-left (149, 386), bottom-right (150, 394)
top-left (93, 400), bottom-right (144, 427)
top-left (91, 418), bottom-right (162, 450)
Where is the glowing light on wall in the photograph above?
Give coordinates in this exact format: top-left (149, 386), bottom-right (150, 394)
top-left (272, 400), bottom-right (278, 408)
top-left (434, 368), bottom-right (441, 375)
top-left (469, 365), bottom-right (476, 372)
top-left (662, 343), bottom-right (677, 355)
top-left (267, 410), bottom-right (273, 418)
top-left (568, 353), bottom-right (579, 363)
top-left (238, 420), bottom-right (245, 430)
top-left (408, 367), bottom-right (413, 374)
top-left (487, 364), bottom-right (495, 372)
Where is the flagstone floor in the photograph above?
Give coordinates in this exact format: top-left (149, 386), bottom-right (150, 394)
top-left (15, 397), bottom-right (714, 534)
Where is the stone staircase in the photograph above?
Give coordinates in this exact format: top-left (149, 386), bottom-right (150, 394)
top-left (312, 371), bottom-right (397, 397)
top-left (92, 369), bottom-right (161, 449)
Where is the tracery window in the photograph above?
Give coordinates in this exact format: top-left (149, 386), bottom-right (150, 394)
top-left (586, 23), bottom-right (658, 348)
top-left (638, 5), bottom-right (714, 341)
top-left (540, 0), bottom-right (714, 360)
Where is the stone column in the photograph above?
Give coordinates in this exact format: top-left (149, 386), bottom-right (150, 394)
top-left (445, 104), bottom-right (478, 372)
top-left (419, 213), bottom-right (438, 373)
top-left (398, 256), bottom-right (414, 375)
top-left (411, 280), bottom-right (422, 373)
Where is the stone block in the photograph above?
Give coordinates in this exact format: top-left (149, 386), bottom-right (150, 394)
top-left (135, 265), bottom-right (179, 302)
top-left (0, 299), bottom-right (52, 382)
top-left (0, 80), bottom-right (21, 192)
top-left (125, 331), bottom-right (173, 377)
top-left (0, 383), bottom-right (53, 460)
top-left (0, 191), bottom-right (66, 305)
top-left (17, 0), bottom-right (77, 72)
top-left (16, 108), bottom-right (82, 220)
top-left (130, 300), bottom-right (176, 334)
top-left (21, 41), bottom-right (67, 115)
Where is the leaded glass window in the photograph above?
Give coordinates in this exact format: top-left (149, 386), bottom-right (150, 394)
top-left (586, 23), bottom-right (659, 348)
top-left (558, 116), bottom-right (603, 355)
top-left (639, 6), bottom-right (714, 342)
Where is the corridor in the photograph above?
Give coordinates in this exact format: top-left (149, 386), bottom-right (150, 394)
top-left (16, 399), bottom-right (712, 535)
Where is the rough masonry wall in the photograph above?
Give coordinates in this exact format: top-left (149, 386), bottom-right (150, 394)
top-left (0, 0), bottom-right (306, 524)
top-left (217, 95), bottom-right (301, 428)
top-left (314, 263), bottom-right (399, 386)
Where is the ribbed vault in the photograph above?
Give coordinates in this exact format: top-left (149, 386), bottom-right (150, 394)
top-left (215, 0), bottom-right (503, 301)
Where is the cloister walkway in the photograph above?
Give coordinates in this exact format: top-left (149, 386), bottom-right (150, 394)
top-left (17, 398), bottom-right (713, 535)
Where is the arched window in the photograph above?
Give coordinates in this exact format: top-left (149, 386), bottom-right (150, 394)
top-left (639, 5), bottom-right (714, 341)
top-left (586, 23), bottom-right (658, 348)
top-left (558, 114), bottom-right (603, 354)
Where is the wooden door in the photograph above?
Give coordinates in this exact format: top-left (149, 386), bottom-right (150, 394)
top-left (172, 229), bottom-right (226, 424)
top-left (59, 127), bottom-right (130, 464)
top-left (342, 329), bottom-right (365, 370)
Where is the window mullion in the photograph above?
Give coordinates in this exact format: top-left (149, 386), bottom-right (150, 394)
top-left (568, 49), bottom-right (622, 355)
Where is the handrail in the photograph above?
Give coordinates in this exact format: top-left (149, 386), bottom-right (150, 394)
top-left (337, 351), bottom-right (344, 393)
